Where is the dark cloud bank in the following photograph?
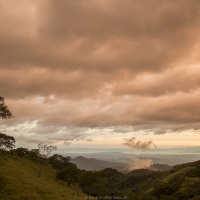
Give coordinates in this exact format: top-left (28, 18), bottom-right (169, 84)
top-left (1, 0), bottom-right (200, 143)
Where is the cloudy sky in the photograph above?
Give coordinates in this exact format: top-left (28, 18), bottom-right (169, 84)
top-left (1, 0), bottom-right (200, 151)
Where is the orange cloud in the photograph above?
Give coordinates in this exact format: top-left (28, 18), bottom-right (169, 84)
top-left (1, 1), bottom-right (200, 144)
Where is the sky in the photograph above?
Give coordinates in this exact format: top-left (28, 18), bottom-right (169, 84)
top-left (1, 0), bottom-right (200, 152)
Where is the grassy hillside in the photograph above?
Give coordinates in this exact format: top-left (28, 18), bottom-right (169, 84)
top-left (0, 153), bottom-right (85, 200)
top-left (2, 151), bottom-right (200, 200)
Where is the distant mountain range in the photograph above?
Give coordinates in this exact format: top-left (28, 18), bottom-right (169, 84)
top-left (70, 156), bottom-right (127, 171)
top-left (63, 149), bottom-right (200, 166)
top-left (70, 156), bottom-right (172, 172)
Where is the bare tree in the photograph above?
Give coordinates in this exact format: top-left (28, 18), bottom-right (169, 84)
top-left (37, 144), bottom-right (57, 177)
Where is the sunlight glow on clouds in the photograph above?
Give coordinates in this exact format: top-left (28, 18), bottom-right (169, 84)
top-left (1, 0), bottom-right (200, 149)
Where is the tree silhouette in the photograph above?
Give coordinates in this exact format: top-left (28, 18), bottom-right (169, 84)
top-left (49, 154), bottom-right (81, 185)
top-left (15, 147), bottom-right (29, 157)
top-left (0, 96), bottom-right (13, 119)
top-left (0, 96), bottom-right (14, 153)
top-left (0, 133), bottom-right (15, 151)
top-left (49, 154), bottom-right (71, 180)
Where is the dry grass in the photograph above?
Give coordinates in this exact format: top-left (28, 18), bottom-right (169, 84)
top-left (0, 154), bottom-right (86, 200)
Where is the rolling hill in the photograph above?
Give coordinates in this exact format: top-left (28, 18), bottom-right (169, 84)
top-left (124, 160), bottom-right (200, 199)
top-left (1, 151), bottom-right (200, 200)
top-left (71, 156), bottom-right (127, 171)
top-left (0, 153), bottom-right (85, 200)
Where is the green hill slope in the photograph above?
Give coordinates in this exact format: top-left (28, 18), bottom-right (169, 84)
top-left (103, 160), bottom-right (200, 200)
top-left (0, 153), bottom-right (85, 200)
top-left (2, 151), bottom-right (200, 200)
top-left (151, 161), bottom-right (200, 200)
